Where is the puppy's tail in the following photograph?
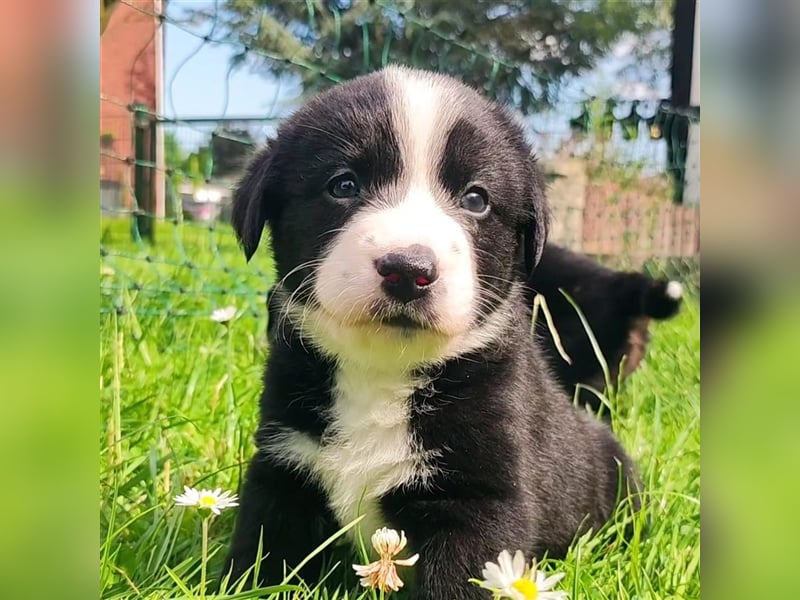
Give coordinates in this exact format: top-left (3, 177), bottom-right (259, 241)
top-left (617, 274), bottom-right (684, 321)
top-left (641, 279), bottom-right (683, 320)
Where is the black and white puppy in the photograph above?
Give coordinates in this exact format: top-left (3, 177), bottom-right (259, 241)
top-left (526, 243), bottom-right (684, 418)
top-left (224, 66), bottom-right (639, 599)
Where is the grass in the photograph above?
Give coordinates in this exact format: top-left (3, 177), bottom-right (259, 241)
top-left (100, 217), bottom-right (700, 599)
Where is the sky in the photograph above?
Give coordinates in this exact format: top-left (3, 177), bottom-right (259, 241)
top-left (163, 3), bottom-right (293, 119)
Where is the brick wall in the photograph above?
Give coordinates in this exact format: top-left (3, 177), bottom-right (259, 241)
top-left (582, 179), bottom-right (700, 264)
top-left (100, 0), bottom-right (160, 210)
top-left (546, 157), bottom-right (700, 267)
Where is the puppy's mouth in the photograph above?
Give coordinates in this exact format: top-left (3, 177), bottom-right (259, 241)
top-left (370, 296), bottom-right (439, 332)
top-left (305, 300), bottom-right (438, 334)
top-left (378, 314), bottom-right (427, 330)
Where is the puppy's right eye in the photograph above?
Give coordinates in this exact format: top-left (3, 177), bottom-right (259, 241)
top-left (460, 186), bottom-right (490, 216)
top-left (327, 172), bottom-right (360, 199)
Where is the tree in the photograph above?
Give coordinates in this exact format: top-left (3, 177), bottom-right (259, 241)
top-left (185, 0), bottom-right (670, 113)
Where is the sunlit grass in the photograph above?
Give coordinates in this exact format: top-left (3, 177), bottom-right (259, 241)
top-left (99, 218), bottom-right (699, 599)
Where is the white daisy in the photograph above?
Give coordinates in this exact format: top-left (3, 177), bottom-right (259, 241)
top-left (353, 527), bottom-right (419, 593)
top-left (210, 305), bottom-right (237, 323)
top-left (174, 486), bottom-right (239, 515)
top-left (478, 550), bottom-right (567, 600)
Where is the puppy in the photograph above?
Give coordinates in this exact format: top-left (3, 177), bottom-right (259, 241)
top-left (526, 243), bottom-right (683, 418)
top-left (223, 66), bottom-right (639, 599)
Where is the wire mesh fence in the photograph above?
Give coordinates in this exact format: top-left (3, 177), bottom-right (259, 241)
top-left (100, 0), bottom-right (700, 322)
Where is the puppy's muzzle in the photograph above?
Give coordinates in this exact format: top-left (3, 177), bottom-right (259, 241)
top-left (375, 244), bottom-right (439, 304)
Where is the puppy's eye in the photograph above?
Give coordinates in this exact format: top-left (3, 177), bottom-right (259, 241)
top-left (327, 172), bottom-right (360, 199)
top-left (460, 187), bottom-right (489, 215)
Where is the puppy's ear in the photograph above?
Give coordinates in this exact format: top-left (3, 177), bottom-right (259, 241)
top-left (231, 144), bottom-right (277, 261)
top-left (522, 157), bottom-right (550, 275)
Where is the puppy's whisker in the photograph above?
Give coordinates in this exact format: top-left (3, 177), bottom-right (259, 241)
top-left (276, 259), bottom-right (325, 290)
top-left (277, 275), bottom-right (318, 343)
top-left (478, 273), bottom-right (517, 286)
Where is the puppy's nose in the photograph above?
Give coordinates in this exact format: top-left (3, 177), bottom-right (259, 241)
top-left (375, 244), bottom-right (439, 303)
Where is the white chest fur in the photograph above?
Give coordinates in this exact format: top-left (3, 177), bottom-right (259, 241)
top-left (263, 365), bottom-right (437, 540)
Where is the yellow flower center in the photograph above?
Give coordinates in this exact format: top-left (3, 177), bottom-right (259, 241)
top-left (198, 495), bottom-right (217, 507)
top-left (511, 578), bottom-right (538, 599)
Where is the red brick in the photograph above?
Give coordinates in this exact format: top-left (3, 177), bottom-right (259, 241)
top-left (100, 0), bottom-right (159, 207)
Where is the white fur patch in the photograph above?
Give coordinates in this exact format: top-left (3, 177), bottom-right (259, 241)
top-left (391, 67), bottom-right (447, 185)
top-left (666, 280), bottom-right (683, 300)
top-left (260, 365), bottom-right (438, 541)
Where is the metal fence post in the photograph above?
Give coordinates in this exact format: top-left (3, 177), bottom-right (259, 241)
top-left (132, 104), bottom-right (155, 242)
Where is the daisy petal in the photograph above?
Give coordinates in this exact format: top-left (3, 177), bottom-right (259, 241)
top-left (539, 592), bottom-right (568, 599)
top-left (512, 550), bottom-right (526, 578)
top-left (497, 550), bottom-right (515, 577)
top-left (540, 572), bottom-right (566, 589)
top-left (482, 561), bottom-right (503, 581)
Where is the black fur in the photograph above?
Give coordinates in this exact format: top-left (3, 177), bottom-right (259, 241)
top-left (526, 243), bottom-right (683, 418)
top-left (222, 68), bottom-right (639, 599)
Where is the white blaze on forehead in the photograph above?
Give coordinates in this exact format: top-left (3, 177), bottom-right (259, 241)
top-left (388, 67), bottom-right (450, 185)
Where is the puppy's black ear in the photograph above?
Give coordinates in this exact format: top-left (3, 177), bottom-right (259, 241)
top-left (231, 144), bottom-right (277, 261)
top-left (523, 157), bottom-right (550, 275)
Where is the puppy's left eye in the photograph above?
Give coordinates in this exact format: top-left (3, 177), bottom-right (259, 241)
top-left (460, 187), bottom-right (490, 215)
top-left (327, 172), bottom-right (360, 199)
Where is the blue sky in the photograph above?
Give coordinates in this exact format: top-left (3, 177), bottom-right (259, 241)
top-left (163, 2), bottom-right (298, 119)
